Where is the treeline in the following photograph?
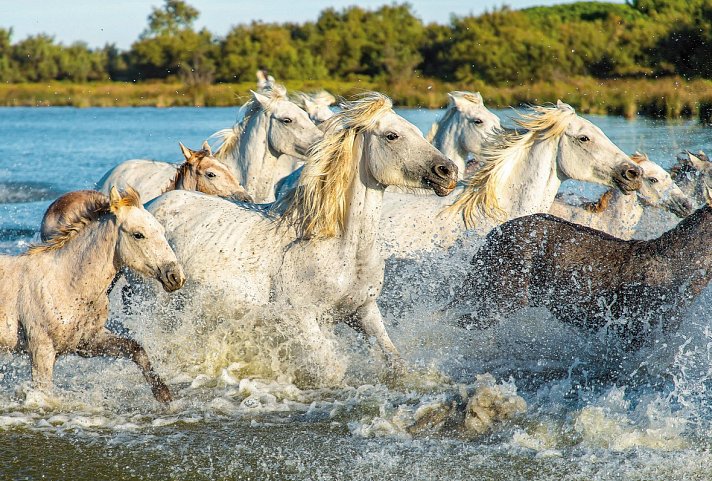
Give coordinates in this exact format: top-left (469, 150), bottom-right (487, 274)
top-left (2, 0), bottom-right (712, 87)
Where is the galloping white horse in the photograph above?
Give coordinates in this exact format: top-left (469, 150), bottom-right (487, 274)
top-left (210, 85), bottom-right (324, 203)
top-left (0, 187), bottom-right (185, 402)
top-left (379, 101), bottom-right (643, 257)
top-left (549, 152), bottom-right (692, 239)
top-left (426, 91), bottom-right (501, 179)
top-left (98, 86), bottom-right (322, 204)
top-left (96, 142), bottom-right (251, 204)
top-left (142, 92), bottom-right (458, 383)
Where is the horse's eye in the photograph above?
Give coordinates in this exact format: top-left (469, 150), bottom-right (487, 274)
top-left (578, 135), bottom-right (590, 142)
top-left (132, 232), bottom-right (145, 240)
top-left (205, 171), bottom-right (217, 178)
top-left (281, 118), bottom-right (293, 124)
top-left (471, 118), bottom-right (483, 125)
top-left (385, 132), bottom-right (399, 141)
top-left (648, 177), bottom-right (659, 183)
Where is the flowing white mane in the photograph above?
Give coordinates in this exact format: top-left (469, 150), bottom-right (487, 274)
top-left (279, 92), bottom-right (393, 239)
top-left (447, 104), bottom-right (576, 227)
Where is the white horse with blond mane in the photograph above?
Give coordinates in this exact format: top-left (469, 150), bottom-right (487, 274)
top-left (0, 187), bottom-right (185, 402)
top-left (140, 92), bottom-right (458, 384)
top-left (549, 152), bottom-right (692, 239)
top-left (379, 101), bottom-right (643, 258)
top-left (97, 86), bottom-right (322, 204)
top-left (426, 91), bottom-right (501, 179)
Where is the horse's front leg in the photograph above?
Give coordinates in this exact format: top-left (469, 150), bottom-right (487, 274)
top-left (77, 330), bottom-right (172, 403)
top-left (28, 332), bottom-right (56, 391)
top-left (353, 301), bottom-right (405, 375)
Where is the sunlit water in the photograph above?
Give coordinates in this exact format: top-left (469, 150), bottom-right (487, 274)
top-left (2, 106), bottom-right (712, 480)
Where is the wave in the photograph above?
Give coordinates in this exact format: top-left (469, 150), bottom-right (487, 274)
top-left (0, 181), bottom-right (63, 204)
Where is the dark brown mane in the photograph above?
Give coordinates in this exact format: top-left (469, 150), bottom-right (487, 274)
top-left (29, 190), bottom-right (111, 255)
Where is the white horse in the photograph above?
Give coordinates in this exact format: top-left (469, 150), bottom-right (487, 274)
top-left (0, 187), bottom-right (185, 402)
top-left (98, 87), bottom-right (322, 204)
top-left (549, 153), bottom-right (692, 239)
top-left (96, 141), bottom-right (251, 204)
top-left (379, 101), bottom-right (643, 258)
top-left (293, 91), bottom-right (336, 124)
top-left (209, 85), bottom-right (324, 203)
top-left (426, 91), bottom-right (501, 179)
top-left (142, 92), bottom-right (458, 384)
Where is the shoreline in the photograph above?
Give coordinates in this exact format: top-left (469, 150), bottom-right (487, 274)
top-left (2, 77), bottom-right (712, 121)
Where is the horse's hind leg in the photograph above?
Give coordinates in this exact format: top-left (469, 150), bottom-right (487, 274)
top-left (78, 330), bottom-right (172, 403)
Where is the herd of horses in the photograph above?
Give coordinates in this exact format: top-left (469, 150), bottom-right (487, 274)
top-left (2, 83), bottom-right (712, 404)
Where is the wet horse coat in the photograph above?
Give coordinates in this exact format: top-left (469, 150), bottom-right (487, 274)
top-left (452, 202), bottom-right (712, 349)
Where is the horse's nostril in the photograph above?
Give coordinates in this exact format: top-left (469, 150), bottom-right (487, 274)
top-left (623, 167), bottom-right (641, 180)
top-left (433, 164), bottom-right (451, 179)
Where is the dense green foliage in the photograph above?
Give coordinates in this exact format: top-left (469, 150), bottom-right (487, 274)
top-left (2, 0), bottom-right (712, 86)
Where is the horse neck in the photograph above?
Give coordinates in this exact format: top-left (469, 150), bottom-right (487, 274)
top-left (53, 218), bottom-right (119, 297)
top-left (238, 113), bottom-right (279, 201)
top-left (497, 137), bottom-right (561, 218)
top-left (340, 136), bottom-right (385, 254)
top-left (651, 205), bottom-right (712, 272)
top-left (432, 116), bottom-right (467, 176)
top-left (606, 189), bottom-right (643, 226)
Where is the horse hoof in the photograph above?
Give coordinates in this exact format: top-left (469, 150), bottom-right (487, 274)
top-left (153, 384), bottom-right (173, 404)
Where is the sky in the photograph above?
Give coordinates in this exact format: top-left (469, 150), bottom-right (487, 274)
top-left (1, 0), bottom-right (625, 49)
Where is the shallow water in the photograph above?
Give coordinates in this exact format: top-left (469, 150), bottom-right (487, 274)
top-left (2, 107), bottom-right (712, 480)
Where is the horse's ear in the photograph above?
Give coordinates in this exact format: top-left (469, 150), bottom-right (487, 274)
top-left (447, 92), bottom-right (466, 111)
top-left (472, 92), bottom-right (483, 104)
top-left (251, 90), bottom-right (271, 109)
top-left (179, 142), bottom-right (193, 161)
top-left (556, 100), bottom-right (575, 113)
top-left (687, 152), bottom-right (709, 171)
top-left (202, 140), bottom-right (212, 156)
top-left (109, 186), bottom-right (121, 213)
top-left (705, 184), bottom-right (712, 207)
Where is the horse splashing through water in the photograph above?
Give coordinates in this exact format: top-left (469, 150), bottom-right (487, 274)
top-left (450, 191), bottom-right (712, 350)
top-left (140, 92), bottom-right (458, 385)
top-left (0, 187), bottom-right (185, 402)
top-left (378, 101), bottom-right (643, 258)
top-left (549, 152), bottom-right (692, 239)
top-left (97, 141), bottom-right (252, 204)
top-left (426, 91), bottom-right (501, 180)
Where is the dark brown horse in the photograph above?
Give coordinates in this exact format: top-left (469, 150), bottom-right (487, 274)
top-left (450, 196), bottom-right (712, 349)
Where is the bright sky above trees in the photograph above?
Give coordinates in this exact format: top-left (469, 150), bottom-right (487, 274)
top-left (2, 0), bottom-right (624, 48)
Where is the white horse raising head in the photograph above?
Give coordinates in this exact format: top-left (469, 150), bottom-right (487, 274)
top-left (449, 100), bottom-right (642, 226)
top-left (282, 92), bottom-right (458, 238)
top-left (214, 85), bottom-right (323, 162)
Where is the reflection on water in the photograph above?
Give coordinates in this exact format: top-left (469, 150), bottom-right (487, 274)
top-left (2, 107), bottom-right (712, 479)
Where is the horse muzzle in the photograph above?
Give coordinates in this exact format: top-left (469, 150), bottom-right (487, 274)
top-left (157, 262), bottom-right (186, 292)
top-left (613, 162), bottom-right (642, 194)
top-left (423, 158), bottom-right (459, 197)
top-left (226, 190), bottom-right (254, 203)
top-left (667, 194), bottom-right (694, 218)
